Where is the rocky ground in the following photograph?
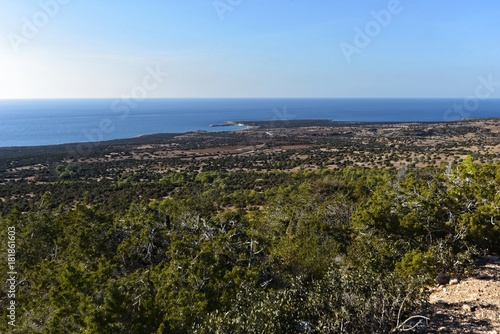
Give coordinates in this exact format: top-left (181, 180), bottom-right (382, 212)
top-left (426, 256), bottom-right (500, 333)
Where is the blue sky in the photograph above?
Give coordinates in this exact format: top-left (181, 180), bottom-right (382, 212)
top-left (0, 0), bottom-right (499, 98)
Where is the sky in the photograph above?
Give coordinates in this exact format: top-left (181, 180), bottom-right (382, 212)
top-left (0, 0), bottom-right (499, 99)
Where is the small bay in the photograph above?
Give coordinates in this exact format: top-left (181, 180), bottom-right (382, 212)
top-left (0, 98), bottom-right (499, 147)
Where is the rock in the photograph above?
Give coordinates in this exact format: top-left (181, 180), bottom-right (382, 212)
top-left (461, 304), bottom-right (477, 313)
top-left (449, 278), bottom-right (459, 285)
top-left (435, 274), bottom-right (450, 285)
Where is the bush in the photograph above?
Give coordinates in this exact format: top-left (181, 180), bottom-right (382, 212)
top-left (194, 264), bottom-right (428, 333)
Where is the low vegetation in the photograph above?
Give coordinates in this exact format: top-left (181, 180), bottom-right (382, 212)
top-left (0, 120), bottom-right (499, 333)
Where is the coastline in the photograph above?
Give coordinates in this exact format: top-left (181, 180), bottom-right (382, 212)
top-left (2, 98), bottom-right (500, 148)
top-left (0, 117), bottom-right (498, 150)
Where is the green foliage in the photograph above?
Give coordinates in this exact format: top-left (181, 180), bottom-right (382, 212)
top-left (56, 163), bottom-right (82, 179)
top-left (195, 265), bottom-right (427, 334)
top-left (0, 160), bottom-right (498, 333)
top-left (396, 248), bottom-right (436, 280)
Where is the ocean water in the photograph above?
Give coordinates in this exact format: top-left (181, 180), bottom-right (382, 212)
top-left (0, 98), bottom-right (499, 147)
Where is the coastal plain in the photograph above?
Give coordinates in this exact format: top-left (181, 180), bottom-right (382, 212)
top-left (1, 118), bottom-right (499, 213)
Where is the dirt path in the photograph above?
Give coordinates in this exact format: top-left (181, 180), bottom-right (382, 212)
top-left (426, 256), bottom-right (500, 333)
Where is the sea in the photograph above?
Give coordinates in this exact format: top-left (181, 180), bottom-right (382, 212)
top-left (0, 98), bottom-right (499, 148)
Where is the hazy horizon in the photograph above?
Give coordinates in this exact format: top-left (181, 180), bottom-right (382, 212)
top-left (5, 97), bottom-right (500, 100)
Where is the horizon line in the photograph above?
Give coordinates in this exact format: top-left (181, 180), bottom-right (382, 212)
top-left (2, 97), bottom-right (500, 101)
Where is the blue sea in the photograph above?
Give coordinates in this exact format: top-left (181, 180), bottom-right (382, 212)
top-left (0, 98), bottom-right (499, 147)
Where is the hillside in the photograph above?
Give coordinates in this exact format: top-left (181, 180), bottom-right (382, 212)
top-left (427, 256), bottom-right (500, 333)
top-left (1, 119), bottom-right (499, 333)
